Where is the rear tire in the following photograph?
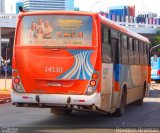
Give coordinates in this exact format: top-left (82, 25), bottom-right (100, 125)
top-left (51, 108), bottom-right (72, 115)
top-left (115, 89), bottom-right (126, 116)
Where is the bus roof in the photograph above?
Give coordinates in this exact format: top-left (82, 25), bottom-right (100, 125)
top-left (19, 10), bottom-right (150, 44)
top-left (19, 10), bottom-right (97, 17)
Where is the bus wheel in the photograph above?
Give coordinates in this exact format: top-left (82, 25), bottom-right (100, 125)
top-left (51, 108), bottom-right (72, 115)
top-left (115, 89), bottom-right (126, 116)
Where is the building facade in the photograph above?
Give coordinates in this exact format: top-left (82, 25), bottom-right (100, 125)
top-left (16, 2), bottom-right (24, 14)
top-left (109, 5), bottom-right (135, 17)
top-left (23, 0), bottom-right (74, 11)
top-left (138, 12), bottom-right (158, 18)
top-left (0, 0), bottom-right (5, 13)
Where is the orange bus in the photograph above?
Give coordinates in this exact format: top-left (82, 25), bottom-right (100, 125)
top-left (12, 11), bottom-right (150, 116)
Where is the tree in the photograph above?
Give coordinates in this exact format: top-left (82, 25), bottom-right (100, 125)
top-left (150, 29), bottom-right (160, 56)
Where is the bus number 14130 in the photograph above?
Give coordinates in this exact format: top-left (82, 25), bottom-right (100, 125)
top-left (44, 66), bottom-right (63, 73)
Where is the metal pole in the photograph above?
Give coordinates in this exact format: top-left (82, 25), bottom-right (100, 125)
top-left (5, 44), bottom-right (8, 91)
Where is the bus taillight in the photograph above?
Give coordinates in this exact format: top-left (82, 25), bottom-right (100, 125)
top-left (14, 78), bottom-right (20, 84)
top-left (90, 80), bottom-right (96, 86)
top-left (79, 100), bottom-right (85, 103)
top-left (92, 73), bottom-right (98, 79)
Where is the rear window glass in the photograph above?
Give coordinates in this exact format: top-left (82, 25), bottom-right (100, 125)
top-left (20, 15), bottom-right (93, 46)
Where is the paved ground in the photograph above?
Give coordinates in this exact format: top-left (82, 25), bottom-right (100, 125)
top-left (0, 83), bottom-right (160, 133)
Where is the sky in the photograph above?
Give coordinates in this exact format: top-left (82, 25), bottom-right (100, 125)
top-left (4, 0), bottom-right (160, 16)
top-left (74, 0), bottom-right (160, 15)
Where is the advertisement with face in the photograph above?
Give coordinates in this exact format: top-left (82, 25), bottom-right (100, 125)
top-left (21, 15), bottom-right (93, 46)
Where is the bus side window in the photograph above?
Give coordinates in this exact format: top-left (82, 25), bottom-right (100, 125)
top-left (129, 37), bottom-right (134, 64)
top-left (101, 25), bottom-right (112, 63)
top-left (139, 41), bottom-right (144, 65)
top-left (143, 43), bottom-right (146, 54)
top-left (146, 44), bottom-right (149, 65)
top-left (135, 40), bottom-right (140, 64)
top-left (132, 39), bottom-right (135, 64)
top-left (119, 35), bottom-right (122, 63)
top-left (121, 35), bottom-right (128, 64)
top-left (143, 43), bottom-right (147, 65)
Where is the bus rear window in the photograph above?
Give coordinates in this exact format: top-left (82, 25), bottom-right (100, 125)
top-left (20, 15), bottom-right (93, 46)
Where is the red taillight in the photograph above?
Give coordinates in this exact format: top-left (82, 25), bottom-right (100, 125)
top-left (92, 73), bottom-right (98, 79)
top-left (79, 100), bottom-right (85, 102)
top-left (14, 78), bottom-right (20, 84)
top-left (90, 80), bottom-right (96, 86)
top-left (22, 96), bottom-right (28, 99)
top-left (157, 70), bottom-right (160, 76)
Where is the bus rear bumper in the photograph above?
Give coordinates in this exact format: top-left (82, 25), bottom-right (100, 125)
top-left (11, 90), bottom-right (101, 107)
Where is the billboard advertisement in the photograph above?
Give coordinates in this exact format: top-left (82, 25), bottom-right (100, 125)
top-left (21, 15), bottom-right (93, 46)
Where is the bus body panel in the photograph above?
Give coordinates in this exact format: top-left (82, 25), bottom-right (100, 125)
top-left (100, 63), bottom-right (113, 112)
top-left (100, 63), bottom-right (148, 112)
top-left (118, 65), bottom-right (148, 104)
top-left (15, 47), bottom-right (98, 95)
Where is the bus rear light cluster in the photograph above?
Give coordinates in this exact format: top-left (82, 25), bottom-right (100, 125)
top-left (157, 70), bottom-right (160, 76)
top-left (12, 69), bottom-right (25, 93)
top-left (85, 72), bottom-right (99, 95)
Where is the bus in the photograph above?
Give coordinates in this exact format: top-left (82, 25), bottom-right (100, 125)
top-left (151, 56), bottom-right (160, 83)
top-left (12, 11), bottom-right (150, 116)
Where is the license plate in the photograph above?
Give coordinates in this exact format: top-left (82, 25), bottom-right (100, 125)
top-left (47, 82), bottom-right (61, 87)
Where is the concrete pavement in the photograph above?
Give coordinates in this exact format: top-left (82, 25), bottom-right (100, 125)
top-left (151, 81), bottom-right (160, 90)
top-left (0, 85), bottom-right (160, 131)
